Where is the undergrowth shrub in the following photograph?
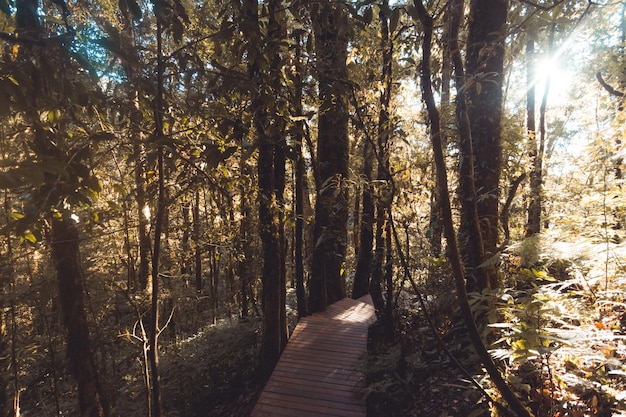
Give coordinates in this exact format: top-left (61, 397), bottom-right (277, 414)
top-left (492, 235), bottom-right (626, 417)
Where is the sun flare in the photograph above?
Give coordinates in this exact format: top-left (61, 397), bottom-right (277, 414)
top-left (534, 52), bottom-right (573, 106)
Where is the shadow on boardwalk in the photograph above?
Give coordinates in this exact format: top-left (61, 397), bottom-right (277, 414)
top-left (251, 295), bottom-right (376, 417)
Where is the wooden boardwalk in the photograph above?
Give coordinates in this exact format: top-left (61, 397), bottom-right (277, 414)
top-left (251, 295), bottom-right (376, 417)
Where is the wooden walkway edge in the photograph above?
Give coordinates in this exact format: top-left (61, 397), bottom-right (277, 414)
top-left (251, 295), bottom-right (376, 417)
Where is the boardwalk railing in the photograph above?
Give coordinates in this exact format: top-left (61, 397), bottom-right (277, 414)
top-left (251, 295), bottom-right (376, 417)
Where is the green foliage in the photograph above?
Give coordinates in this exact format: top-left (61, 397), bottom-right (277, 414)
top-left (152, 0), bottom-right (189, 43)
top-left (491, 287), bottom-right (561, 366)
top-left (491, 233), bottom-right (626, 416)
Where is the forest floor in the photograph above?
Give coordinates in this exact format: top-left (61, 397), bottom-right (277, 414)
top-left (361, 229), bottom-right (626, 417)
top-left (107, 229), bottom-right (625, 417)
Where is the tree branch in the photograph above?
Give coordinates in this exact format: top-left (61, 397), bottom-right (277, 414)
top-left (515, 0), bottom-right (566, 11)
top-left (596, 72), bottom-right (624, 97)
top-left (500, 173), bottom-right (527, 247)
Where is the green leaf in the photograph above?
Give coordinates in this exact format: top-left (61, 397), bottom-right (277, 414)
top-left (204, 144), bottom-right (237, 170)
top-left (85, 175), bottom-right (103, 193)
top-left (9, 212), bottom-right (24, 220)
top-left (23, 232), bottom-right (37, 243)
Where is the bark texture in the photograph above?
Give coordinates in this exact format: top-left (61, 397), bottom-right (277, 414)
top-left (352, 138), bottom-right (374, 299)
top-left (308, 0), bottom-right (350, 313)
top-left (51, 216), bottom-right (109, 417)
top-left (414, 2), bottom-right (531, 415)
top-left (244, 0), bottom-right (287, 374)
top-left (461, 0), bottom-right (508, 291)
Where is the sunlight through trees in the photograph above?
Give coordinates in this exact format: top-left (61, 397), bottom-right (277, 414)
top-left (0, 0), bottom-right (624, 416)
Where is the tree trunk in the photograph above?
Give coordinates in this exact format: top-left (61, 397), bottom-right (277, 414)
top-left (414, 3), bottom-right (531, 415)
top-left (525, 37), bottom-right (540, 237)
top-left (370, 0), bottom-right (394, 322)
top-left (134, 139), bottom-right (152, 291)
top-left (257, 131), bottom-right (282, 374)
top-left (274, 141), bottom-right (287, 346)
top-left (291, 30), bottom-right (307, 317)
top-left (428, 2), bottom-right (452, 258)
top-left (238, 159), bottom-right (252, 317)
top-left (147, 18), bottom-right (166, 417)
top-left (457, 0), bottom-right (508, 292)
top-left (0, 194), bottom-right (11, 417)
top-left (123, 10), bottom-right (151, 293)
top-left (352, 136), bottom-right (374, 299)
top-left (51, 216), bottom-right (109, 417)
top-left (308, 0), bottom-right (350, 313)
top-left (193, 190), bottom-right (202, 291)
top-left (181, 204), bottom-right (191, 276)
top-left (209, 247), bottom-right (219, 322)
top-left (0, 308), bottom-right (7, 417)
top-left (526, 27), bottom-right (553, 238)
top-left (0, 195), bottom-right (9, 417)
top-left (244, 0), bottom-right (287, 375)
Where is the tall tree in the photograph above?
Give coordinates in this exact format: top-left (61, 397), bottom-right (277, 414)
top-left (290, 27), bottom-right (308, 316)
top-left (193, 189), bottom-right (203, 291)
top-left (238, 159), bottom-right (253, 317)
top-left (308, 0), bottom-right (350, 313)
top-left (459, 0), bottom-right (509, 291)
top-left (146, 0), bottom-right (189, 413)
top-left (6, 0), bottom-right (112, 415)
top-left (526, 25), bottom-right (555, 238)
top-left (428, 1), bottom-right (453, 258)
top-left (244, 0), bottom-right (288, 374)
top-left (525, 36), bottom-right (539, 238)
top-left (148, 15), bottom-right (165, 417)
top-left (414, 2), bottom-right (531, 415)
top-left (352, 133), bottom-right (375, 299)
top-left (52, 214), bottom-right (110, 417)
top-left (353, 5), bottom-right (385, 302)
top-left (134, 140), bottom-right (152, 291)
top-left (370, 1), bottom-right (395, 334)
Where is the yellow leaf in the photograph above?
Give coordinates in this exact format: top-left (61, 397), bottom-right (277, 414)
top-left (9, 212), bottom-right (24, 220)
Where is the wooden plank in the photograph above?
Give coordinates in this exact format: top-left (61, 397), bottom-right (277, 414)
top-left (252, 402), bottom-right (364, 417)
top-left (288, 329), bottom-right (368, 345)
top-left (271, 367), bottom-right (362, 384)
top-left (256, 391), bottom-right (365, 415)
top-left (277, 354), bottom-right (360, 369)
top-left (283, 340), bottom-right (365, 355)
top-left (261, 381), bottom-right (362, 406)
top-left (280, 348), bottom-right (362, 364)
top-left (268, 373), bottom-right (360, 391)
top-left (283, 334), bottom-right (366, 351)
top-left (250, 296), bottom-right (375, 417)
